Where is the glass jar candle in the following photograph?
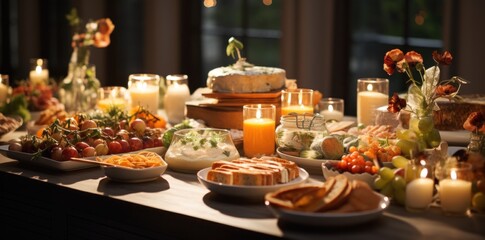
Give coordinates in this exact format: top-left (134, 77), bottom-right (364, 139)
top-left (0, 74), bottom-right (9, 106)
top-left (243, 104), bottom-right (276, 158)
top-left (357, 78), bottom-right (389, 126)
top-left (128, 74), bottom-right (160, 114)
top-left (96, 86), bottom-right (130, 112)
top-left (281, 88), bottom-right (314, 116)
top-left (29, 58), bottom-right (49, 86)
top-left (318, 98), bottom-right (344, 122)
top-left (163, 74), bottom-right (191, 125)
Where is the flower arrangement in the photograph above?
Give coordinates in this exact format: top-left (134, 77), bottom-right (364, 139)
top-left (384, 48), bottom-right (468, 118)
top-left (464, 112), bottom-right (485, 134)
top-left (66, 8), bottom-right (115, 65)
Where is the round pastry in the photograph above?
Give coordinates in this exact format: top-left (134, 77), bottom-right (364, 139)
top-left (206, 63), bottom-right (286, 93)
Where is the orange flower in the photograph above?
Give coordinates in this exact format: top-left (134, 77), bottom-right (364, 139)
top-left (435, 84), bottom-right (457, 96)
top-left (383, 49), bottom-right (405, 75)
top-left (93, 18), bottom-right (115, 48)
top-left (404, 51), bottom-right (423, 67)
top-left (387, 92), bottom-right (406, 113)
top-left (432, 50), bottom-right (453, 65)
top-left (463, 112), bottom-right (485, 133)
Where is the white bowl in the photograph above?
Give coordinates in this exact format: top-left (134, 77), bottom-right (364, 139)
top-left (321, 164), bottom-right (377, 188)
top-left (102, 164), bottom-right (167, 183)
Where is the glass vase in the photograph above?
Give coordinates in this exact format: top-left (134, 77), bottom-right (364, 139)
top-left (467, 132), bottom-right (485, 156)
top-left (59, 63), bottom-right (100, 113)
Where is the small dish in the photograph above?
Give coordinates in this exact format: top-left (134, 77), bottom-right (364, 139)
top-left (96, 152), bottom-right (168, 183)
top-left (277, 148), bottom-right (327, 174)
top-left (265, 193), bottom-right (389, 227)
top-left (0, 115), bottom-right (23, 138)
top-left (322, 164), bottom-right (378, 189)
top-left (197, 167), bottom-right (309, 200)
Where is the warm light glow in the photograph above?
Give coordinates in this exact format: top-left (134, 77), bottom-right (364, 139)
top-left (420, 160), bottom-right (426, 166)
top-left (420, 168), bottom-right (428, 178)
top-left (451, 170), bottom-right (457, 180)
top-left (328, 105), bottom-right (334, 112)
top-left (366, 84), bottom-right (373, 91)
top-left (256, 104), bottom-right (262, 119)
top-left (263, 0), bottom-right (272, 6)
top-left (298, 89), bottom-right (303, 105)
top-left (35, 65), bottom-right (42, 73)
top-left (204, 0), bottom-right (217, 8)
top-left (36, 59), bottom-right (44, 66)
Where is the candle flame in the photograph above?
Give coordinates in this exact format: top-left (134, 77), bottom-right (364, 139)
top-left (367, 84), bottom-right (373, 91)
top-left (328, 105), bottom-right (334, 112)
top-left (451, 170), bottom-right (457, 180)
top-left (35, 65), bottom-right (42, 73)
top-left (256, 104), bottom-right (262, 119)
top-left (420, 160), bottom-right (426, 166)
top-left (36, 59), bottom-right (43, 67)
top-left (420, 168), bottom-right (428, 178)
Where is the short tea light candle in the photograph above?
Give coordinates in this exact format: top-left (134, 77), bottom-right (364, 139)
top-left (281, 89), bottom-right (314, 116)
top-left (357, 78), bottom-right (388, 126)
top-left (439, 163), bottom-right (472, 215)
top-left (406, 168), bottom-right (434, 212)
top-left (243, 104), bottom-right (276, 158)
top-left (319, 98), bottom-right (344, 122)
top-left (0, 74), bottom-right (8, 106)
top-left (29, 59), bottom-right (49, 86)
top-left (128, 74), bottom-right (160, 114)
top-left (97, 86), bottom-right (130, 112)
top-left (164, 74), bottom-right (191, 125)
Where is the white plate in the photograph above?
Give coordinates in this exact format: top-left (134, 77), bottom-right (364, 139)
top-left (265, 193), bottom-right (390, 227)
top-left (0, 145), bottom-right (166, 172)
top-left (440, 130), bottom-right (470, 146)
top-left (197, 167), bottom-right (309, 199)
top-left (277, 148), bottom-right (327, 174)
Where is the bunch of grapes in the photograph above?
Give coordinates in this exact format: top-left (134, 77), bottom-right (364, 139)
top-left (396, 116), bottom-right (441, 158)
top-left (373, 155), bottom-right (411, 205)
top-left (472, 179), bottom-right (485, 212)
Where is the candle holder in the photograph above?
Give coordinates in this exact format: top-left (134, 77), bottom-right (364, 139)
top-left (439, 162), bottom-right (473, 216)
top-left (0, 74), bottom-right (9, 106)
top-left (164, 74), bottom-right (191, 125)
top-left (96, 86), bottom-right (130, 112)
top-left (318, 98), bottom-right (344, 122)
top-left (128, 74), bottom-right (160, 114)
top-left (29, 58), bottom-right (49, 86)
top-left (243, 104), bottom-right (276, 158)
top-left (281, 88), bottom-right (314, 116)
top-left (357, 78), bottom-right (389, 126)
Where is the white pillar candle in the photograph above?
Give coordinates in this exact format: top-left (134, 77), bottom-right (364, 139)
top-left (128, 74), bottom-right (160, 114)
top-left (164, 74), bottom-right (190, 124)
top-left (357, 78), bottom-right (389, 126)
top-left (29, 67), bottom-right (49, 86)
top-left (406, 168), bottom-right (434, 211)
top-left (439, 170), bottom-right (472, 215)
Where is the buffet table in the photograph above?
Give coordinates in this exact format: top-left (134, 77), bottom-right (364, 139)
top-left (0, 131), bottom-right (484, 240)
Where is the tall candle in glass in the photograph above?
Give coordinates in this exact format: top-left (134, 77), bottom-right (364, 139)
top-left (164, 74), bottom-right (191, 125)
top-left (357, 78), bottom-right (389, 126)
top-left (281, 89), bottom-right (314, 116)
top-left (243, 104), bottom-right (276, 158)
top-left (29, 58), bottom-right (49, 86)
top-left (0, 74), bottom-right (9, 106)
top-left (128, 74), bottom-right (160, 114)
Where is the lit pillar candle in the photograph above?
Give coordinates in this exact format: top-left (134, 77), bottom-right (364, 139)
top-left (319, 98), bottom-right (344, 122)
top-left (164, 74), bottom-right (191, 125)
top-left (243, 104), bottom-right (276, 158)
top-left (29, 59), bottom-right (49, 86)
top-left (0, 74), bottom-right (8, 106)
top-left (281, 88), bottom-right (314, 116)
top-left (357, 78), bottom-right (389, 126)
top-left (439, 168), bottom-right (472, 215)
top-left (406, 168), bottom-right (434, 212)
top-left (128, 74), bottom-right (160, 114)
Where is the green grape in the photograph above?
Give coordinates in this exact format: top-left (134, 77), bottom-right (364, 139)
top-left (396, 129), bottom-right (416, 141)
top-left (379, 167), bottom-right (395, 181)
top-left (374, 176), bottom-right (392, 190)
top-left (425, 128), bottom-right (441, 148)
top-left (418, 116), bottom-right (434, 133)
top-left (394, 188), bottom-right (406, 205)
top-left (472, 192), bottom-right (485, 211)
top-left (392, 155), bottom-right (409, 169)
top-left (395, 139), bottom-right (418, 158)
top-left (391, 175), bottom-right (407, 190)
top-left (409, 117), bottom-right (420, 133)
top-left (380, 182), bottom-right (394, 198)
top-left (405, 164), bottom-right (420, 183)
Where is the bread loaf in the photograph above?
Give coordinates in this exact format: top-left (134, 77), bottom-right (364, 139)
top-left (206, 66), bottom-right (286, 93)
